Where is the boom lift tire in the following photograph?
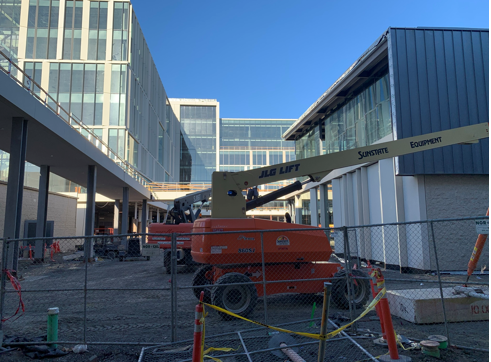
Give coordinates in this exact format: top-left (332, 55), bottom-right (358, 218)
top-left (192, 265), bottom-right (214, 303)
top-left (211, 273), bottom-right (258, 320)
top-left (331, 269), bottom-right (370, 309)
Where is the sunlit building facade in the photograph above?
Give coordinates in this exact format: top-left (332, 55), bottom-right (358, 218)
top-left (284, 27), bottom-right (489, 270)
top-left (0, 0), bottom-right (180, 191)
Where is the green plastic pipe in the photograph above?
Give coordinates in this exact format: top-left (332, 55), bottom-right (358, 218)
top-left (47, 307), bottom-right (59, 348)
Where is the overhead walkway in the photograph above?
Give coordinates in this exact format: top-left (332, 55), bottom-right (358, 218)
top-left (0, 53), bottom-right (152, 268)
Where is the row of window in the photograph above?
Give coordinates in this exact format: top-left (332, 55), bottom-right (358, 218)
top-left (325, 74), bottom-right (391, 154)
top-left (219, 150), bottom-right (295, 166)
top-left (26, 0), bottom-right (129, 61)
top-left (220, 119), bottom-right (294, 148)
top-left (295, 73), bottom-right (392, 160)
top-left (180, 106), bottom-right (217, 182)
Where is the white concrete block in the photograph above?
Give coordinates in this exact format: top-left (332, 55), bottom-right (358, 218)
top-left (387, 287), bottom-right (488, 324)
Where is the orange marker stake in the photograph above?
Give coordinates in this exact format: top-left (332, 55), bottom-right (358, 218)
top-left (466, 208), bottom-right (489, 285)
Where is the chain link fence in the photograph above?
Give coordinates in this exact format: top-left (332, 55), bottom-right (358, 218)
top-left (0, 217), bottom-right (488, 361)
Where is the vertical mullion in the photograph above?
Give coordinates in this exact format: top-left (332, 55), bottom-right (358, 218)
top-left (93, 64), bottom-right (96, 125)
top-left (69, 64), bottom-right (73, 116)
top-left (80, 64), bottom-right (85, 121)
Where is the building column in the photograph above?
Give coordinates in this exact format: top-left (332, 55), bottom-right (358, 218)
top-left (113, 200), bottom-right (120, 235)
top-left (134, 202), bottom-right (138, 232)
top-left (121, 188), bottom-right (129, 235)
top-left (319, 184), bottom-right (328, 228)
top-left (360, 167), bottom-right (372, 261)
top-left (310, 188), bottom-right (319, 227)
top-left (35, 165), bottom-right (50, 260)
top-left (3, 117), bottom-right (28, 272)
top-left (84, 165), bottom-right (97, 259)
top-left (294, 195), bottom-right (302, 224)
top-left (141, 199), bottom-right (147, 235)
top-left (156, 209), bottom-right (160, 223)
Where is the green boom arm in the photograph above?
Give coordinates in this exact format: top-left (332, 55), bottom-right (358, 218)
top-left (211, 123), bottom-right (489, 219)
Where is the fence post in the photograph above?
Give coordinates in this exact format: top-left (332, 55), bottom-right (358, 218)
top-left (0, 238), bottom-right (8, 345)
top-left (83, 237), bottom-right (89, 345)
top-left (170, 232), bottom-right (177, 342)
top-left (260, 232), bottom-right (268, 325)
top-left (317, 282), bottom-right (332, 362)
top-left (343, 226), bottom-right (356, 332)
top-left (429, 221), bottom-right (450, 346)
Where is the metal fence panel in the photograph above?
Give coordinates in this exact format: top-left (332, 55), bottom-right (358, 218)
top-left (0, 217), bottom-right (488, 361)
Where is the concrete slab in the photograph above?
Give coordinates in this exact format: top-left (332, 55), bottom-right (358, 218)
top-left (387, 287), bottom-right (489, 324)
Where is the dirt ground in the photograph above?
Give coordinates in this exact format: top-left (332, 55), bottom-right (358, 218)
top-left (0, 252), bottom-right (488, 361)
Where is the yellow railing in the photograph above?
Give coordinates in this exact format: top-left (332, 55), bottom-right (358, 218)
top-left (148, 181), bottom-right (296, 193)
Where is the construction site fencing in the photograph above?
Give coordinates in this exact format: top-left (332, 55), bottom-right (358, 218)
top-left (0, 216), bottom-right (489, 362)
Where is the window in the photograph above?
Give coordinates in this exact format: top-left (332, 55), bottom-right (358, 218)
top-left (0, 0), bottom-right (21, 59)
top-left (180, 105), bottom-right (217, 182)
top-left (112, 2), bottom-right (129, 61)
top-left (127, 135), bottom-right (138, 168)
top-left (269, 151), bottom-right (283, 165)
top-left (110, 64), bottom-right (127, 126)
top-left (63, 0), bottom-right (83, 59)
top-left (26, 0), bottom-right (59, 59)
top-left (88, 1), bottom-right (107, 60)
top-left (322, 72), bottom-right (392, 157)
top-left (158, 124), bottom-right (164, 165)
top-left (48, 63), bottom-right (105, 125)
top-left (23, 62), bottom-right (42, 96)
top-left (252, 151), bottom-right (266, 166)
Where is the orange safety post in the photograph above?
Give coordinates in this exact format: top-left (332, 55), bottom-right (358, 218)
top-left (192, 291), bottom-right (205, 362)
top-left (369, 269), bottom-right (386, 341)
top-left (376, 270), bottom-right (399, 360)
top-left (29, 245), bottom-right (33, 261)
top-left (467, 208), bottom-right (489, 284)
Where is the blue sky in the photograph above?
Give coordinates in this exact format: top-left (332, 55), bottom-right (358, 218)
top-left (130, 0), bottom-right (489, 119)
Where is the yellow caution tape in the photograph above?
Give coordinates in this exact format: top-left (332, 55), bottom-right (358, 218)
top-left (394, 330), bottom-right (416, 351)
top-left (200, 287), bottom-right (386, 343)
top-left (200, 305), bottom-right (239, 362)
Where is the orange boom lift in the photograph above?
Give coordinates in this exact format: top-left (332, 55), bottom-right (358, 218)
top-left (190, 123), bottom-right (488, 319)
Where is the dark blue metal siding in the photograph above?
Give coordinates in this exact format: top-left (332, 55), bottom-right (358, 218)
top-left (390, 28), bottom-right (489, 175)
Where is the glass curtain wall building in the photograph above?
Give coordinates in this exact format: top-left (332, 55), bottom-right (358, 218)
top-left (282, 27), bottom-right (489, 274)
top-left (0, 0), bottom-right (180, 191)
top-left (220, 118), bottom-right (296, 174)
top-left (294, 71), bottom-right (391, 161)
top-left (169, 99), bottom-right (219, 183)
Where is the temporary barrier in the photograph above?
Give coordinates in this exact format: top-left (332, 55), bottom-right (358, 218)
top-left (0, 216), bottom-right (488, 362)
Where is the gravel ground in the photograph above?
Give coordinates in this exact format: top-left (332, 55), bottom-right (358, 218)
top-left (0, 251), bottom-right (488, 361)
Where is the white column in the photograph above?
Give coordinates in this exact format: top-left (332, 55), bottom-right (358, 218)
top-left (319, 184), bottom-right (328, 228)
top-left (294, 195), bottom-right (302, 224)
top-left (310, 188), bottom-right (318, 227)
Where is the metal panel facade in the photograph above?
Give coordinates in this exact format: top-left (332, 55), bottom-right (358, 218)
top-left (390, 27), bottom-right (489, 175)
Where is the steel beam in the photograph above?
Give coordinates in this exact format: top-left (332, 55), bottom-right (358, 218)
top-left (35, 165), bottom-right (50, 260)
top-left (3, 117), bottom-right (28, 271)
